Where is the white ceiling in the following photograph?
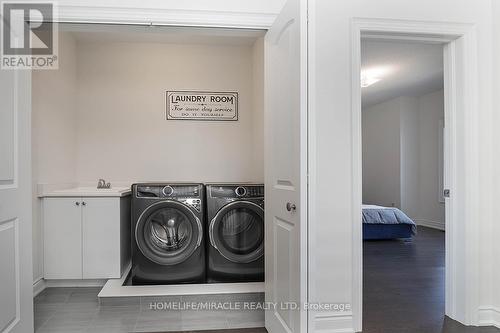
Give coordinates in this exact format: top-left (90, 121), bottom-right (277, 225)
top-left (61, 24), bottom-right (265, 46)
top-left (361, 39), bottom-right (444, 108)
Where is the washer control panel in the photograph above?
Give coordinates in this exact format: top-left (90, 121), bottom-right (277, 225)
top-left (136, 184), bottom-right (201, 198)
top-left (162, 185), bottom-right (174, 196)
top-left (134, 184), bottom-right (203, 213)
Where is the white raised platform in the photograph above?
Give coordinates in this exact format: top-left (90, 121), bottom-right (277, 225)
top-left (98, 265), bottom-right (265, 298)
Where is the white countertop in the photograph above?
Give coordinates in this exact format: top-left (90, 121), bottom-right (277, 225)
top-left (40, 186), bottom-right (131, 198)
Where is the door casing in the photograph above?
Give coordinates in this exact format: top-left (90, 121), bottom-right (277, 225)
top-left (42, 4), bottom-right (310, 333)
top-left (349, 18), bottom-right (480, 330)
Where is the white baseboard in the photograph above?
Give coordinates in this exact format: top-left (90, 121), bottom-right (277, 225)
top-left (414, 219), bottom-right (445, 231)
top-left (34, 278), bottom-right (106, 295)
top-left (478, 306), bottom-right (500, 328)
top-left (33, 278), bottom-right (46, 297)
top-left (45, 279), bottom-right (107, 288)
top-left (313, 312), bottom-right (354, 333)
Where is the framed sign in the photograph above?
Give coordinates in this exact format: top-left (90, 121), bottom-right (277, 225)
top-left (166, 91), bottom-right (238, 121)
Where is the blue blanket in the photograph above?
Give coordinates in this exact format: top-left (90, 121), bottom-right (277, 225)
top-left (362, 205), bottom-right (417, 236)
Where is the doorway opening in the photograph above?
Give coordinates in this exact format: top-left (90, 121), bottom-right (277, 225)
top-left (351, 19), bottom-right (482, 332)
top-left (360, 38), bottom-right (447, 331)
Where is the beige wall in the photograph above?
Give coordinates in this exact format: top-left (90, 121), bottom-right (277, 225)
top-left (74, 41), bottom-right (263, 184)
top-left (32, 32), bottom-right (78, 282)
top-left (252, 37), bottom-right (265, 181)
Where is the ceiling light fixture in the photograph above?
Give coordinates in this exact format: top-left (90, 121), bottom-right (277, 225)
top-left (360, 65), bottom-right (394, 88)
top-left (360, 76), bottom-right (381, 88)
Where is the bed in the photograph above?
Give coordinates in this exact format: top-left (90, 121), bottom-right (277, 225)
top-left (362, 204), bottom-right (417, 240)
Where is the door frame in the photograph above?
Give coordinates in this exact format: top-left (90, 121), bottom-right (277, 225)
top-left (351, 18), bottom-right (480, 330)
top-left (45, 3), bottom-right (310, 330)
top-left (35, 2), bottom-right (277, 289)
top-left (56, 4), bottom-right (277, 29)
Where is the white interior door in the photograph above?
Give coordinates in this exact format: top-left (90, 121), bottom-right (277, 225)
top-left (0, 54), bottom-right (34, 332)
top-left (264, 0), bottom-right (308, 332)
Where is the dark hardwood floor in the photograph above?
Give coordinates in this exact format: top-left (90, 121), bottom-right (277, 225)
top-left (363, 226), bottom-right (499, 333)
top-left (166, 330), bottom-right (267, 333)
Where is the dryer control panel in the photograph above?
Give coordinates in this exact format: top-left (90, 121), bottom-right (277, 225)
top-left (209, 185), bottom-right (264, 198)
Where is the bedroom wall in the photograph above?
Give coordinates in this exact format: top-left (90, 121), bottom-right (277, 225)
top-left (362, 97), bottom-right (401, 208)
top-left (32, 32), bottom-right (78, 284)
top-left (417, 90), bottom-right (446, 229)
top-left (362, 90), bottom-right (445, 229)
top-left (399, 96), bottom-right (420, 218)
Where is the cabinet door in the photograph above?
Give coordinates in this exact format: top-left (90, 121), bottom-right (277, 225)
top-left (82, 198), bottom-right (120, 278)
top-left (43, 198), bottom-right (82, 279)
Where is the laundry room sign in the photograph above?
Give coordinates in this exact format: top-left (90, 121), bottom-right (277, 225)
top-left (166, 91), bottom-right (238, 121)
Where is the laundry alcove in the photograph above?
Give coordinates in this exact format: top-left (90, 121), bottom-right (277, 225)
top-left (32, 24), bottom-right (266, 297)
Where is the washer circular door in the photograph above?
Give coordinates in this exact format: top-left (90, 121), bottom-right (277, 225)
top-left (135, 200), bottom-right (202, 265)
top-left (209, 201), bottom-right (264, 263)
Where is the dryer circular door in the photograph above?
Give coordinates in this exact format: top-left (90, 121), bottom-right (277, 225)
top-left (209, 201), bottom-right (264, 263)
top-left (135, 200), bottom-right (202, 266)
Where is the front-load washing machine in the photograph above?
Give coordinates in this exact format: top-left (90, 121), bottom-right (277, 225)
top-left (131, 183), bottom-right (205, 285)
top-left (206, 184), bottom-right (264, 283)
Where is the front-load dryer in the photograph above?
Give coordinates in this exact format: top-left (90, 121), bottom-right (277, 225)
top-left (131, 183), bottom-right (205, 285)
top-left (206, 184), bottom-right (264, 283)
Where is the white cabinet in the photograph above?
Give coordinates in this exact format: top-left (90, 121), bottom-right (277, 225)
top-left (43, 196), bottom-right (130, 280)
top-left (43, 198), bottom-right (83, 279)
top-left (82, 198), bottom-right (119, 279)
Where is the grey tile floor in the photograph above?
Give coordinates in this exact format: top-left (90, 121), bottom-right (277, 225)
top-left (34, 288), bottom-right (265, 333)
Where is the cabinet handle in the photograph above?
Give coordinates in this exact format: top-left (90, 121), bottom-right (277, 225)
top-left (75, 202), bottom-right (80, 206)
top-left (82, 202), bottom-right (86, 206)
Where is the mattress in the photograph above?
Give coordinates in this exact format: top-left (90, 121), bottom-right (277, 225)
top-left (362, 204), bottom-right (417, 240)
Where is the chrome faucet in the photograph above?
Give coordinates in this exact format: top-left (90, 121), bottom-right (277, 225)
top-left (97, 179), bottom-right (111, 189)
